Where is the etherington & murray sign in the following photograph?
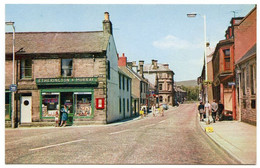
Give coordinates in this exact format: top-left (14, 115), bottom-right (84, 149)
top-left (36, 77), bottom-right (98, 85)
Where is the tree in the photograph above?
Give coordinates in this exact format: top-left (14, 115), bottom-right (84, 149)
top-left (181, 85), bottom-right (199, 101)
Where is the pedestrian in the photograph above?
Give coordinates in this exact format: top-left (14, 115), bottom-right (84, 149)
top-left (60, 104), bottom-right (69, 127)
top-left (204, 101), bottom-right (211, 124)
top-left (218, 100), bottom-right (224, 121)
top-left (160, 104), bottom-right (164, 117)
top-left (55, 111), bottom-right (59, 127)
top-left (211, 99), bottom-right (218, 123)
top-left (152, 104), bottom-right (156, 117)
top-left (198, 102), bottom-right (205, 121)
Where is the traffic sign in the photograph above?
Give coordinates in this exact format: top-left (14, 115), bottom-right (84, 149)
top-left (9, 84), bottom-right (17, 92)
top-left (228, 82), bottom-right (236, 86)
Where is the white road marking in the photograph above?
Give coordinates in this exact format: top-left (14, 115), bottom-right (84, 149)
top-left (144, 124), bottom-right (156, 127)
top-left (29, 139), bottom-right (85, 151)
top-left (109, 129), bottom-right (130, 135)
top-left (159, 120), bottom-right (166, 123)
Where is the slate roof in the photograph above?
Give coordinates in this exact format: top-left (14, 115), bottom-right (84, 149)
top-left (236, 44), bottom-right (256, 65)
top-left (143, 63), bottom-right (174, 73)
top-left (5, 31), bottom-right (110, 55)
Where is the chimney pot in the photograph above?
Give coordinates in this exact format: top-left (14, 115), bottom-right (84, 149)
top-left (104, 12), bottom-right (109, 21)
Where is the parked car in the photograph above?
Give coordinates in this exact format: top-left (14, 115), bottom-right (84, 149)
top-left (222, 110), bottom-right (233, 120)
top-left (162, 104), bottom-right (169, 110)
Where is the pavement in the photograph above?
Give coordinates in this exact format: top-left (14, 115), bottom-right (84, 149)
top-left (198, 117), bottom-right (257, 165)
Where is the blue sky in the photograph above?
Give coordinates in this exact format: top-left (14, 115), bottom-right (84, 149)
top-left (4, 3), bottom-right (256, 81)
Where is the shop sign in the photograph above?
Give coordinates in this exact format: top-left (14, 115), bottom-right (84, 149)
top-left (36, 77), bottom-right (98, 85)
top-left (9, 84), bottom-right (17, 92)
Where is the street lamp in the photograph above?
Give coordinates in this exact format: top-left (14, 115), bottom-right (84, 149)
top-left (187, 13), bottom-right (209, 123)
top-left (6, 21), bottom-right (16, 128)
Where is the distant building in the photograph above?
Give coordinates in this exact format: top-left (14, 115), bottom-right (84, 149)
top-left (174, 85), bottom-right (187, 103)
top-left (141, 60), bottom-right (175, 106)
top-left (118, 53), bottom-right (149, 116)
top-left (234, 7), bottom-right (256, 125)
top-left (5, 12), bottom-right (122, 127)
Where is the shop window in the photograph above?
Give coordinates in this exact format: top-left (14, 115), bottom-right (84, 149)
top-left (20, 59), bottom-right (32, 79)
top-left (61, 59), bottom-right (73, 77)
top-left (75, 93), bottom-right (92, 117)
top-left (224, 49), bottom-right (230, 70)
top-left (5, 92), bottom-right (11, 120)
top-left (42, 93), bottom-right (59, 117)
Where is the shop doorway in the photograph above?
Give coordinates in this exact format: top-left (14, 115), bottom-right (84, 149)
top-left (20, 96), bottom-right (32, 123)
top-left (60, 92), bottom-right (74, 126)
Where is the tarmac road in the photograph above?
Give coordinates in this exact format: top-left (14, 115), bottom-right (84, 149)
top-left (5, 103), bottom-right (240, 164)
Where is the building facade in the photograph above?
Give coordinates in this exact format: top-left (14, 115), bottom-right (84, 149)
top-left (234, 7), bottom-right (256, 125)
top-left (119, 53), bottom-right (149, 115)
top-left (5, 12), bottom-right (122, 127)
top-left (141, 60), bottom-right (175, 106)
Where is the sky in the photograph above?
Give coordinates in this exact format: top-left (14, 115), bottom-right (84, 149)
top-left (3, 1), bottom-right (256, 82)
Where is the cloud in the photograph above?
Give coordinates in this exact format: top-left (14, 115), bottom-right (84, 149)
top-left (153, 35), bottom-right (200, 50)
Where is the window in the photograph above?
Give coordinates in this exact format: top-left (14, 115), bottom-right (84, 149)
top-left (107, 61), bottom-right (110, 80)
top-left (127, 78), bottom-right (129, 91)
top-left (127, 99), bottom-right (129, 112)
top-left (250, 64), bottom-right (256, 95)
top-left (251, 100), bottom-right (256, 109)
top-left (123, 76), bottom-right (125, 90)
top-left (168, 96), bottom-right (171, 103)
top-left (42, 93), bottom-right (59, 117)
top-left (20, 59), bottom-right (32, 79)
top-left (168, 84), bottom-right (171, 91)
top-left (159, 96), bottom-right (163, 103)
top-left (119, 97), bottom-right (121, 114)
top-left (119, 74), bottom-right (121, 89)
top-left (61, 59), bottom-right (73, 77)
top-left (159, 84), bottom-right (163, 91)
top-left (242, 68), bottom-right (247, 95)
top-left (123, 98), bottom-right (125, 114)
top-left (224, 49), bottom-right (230, 70)
top-left (75, 93), bottom-right (92, 117)
top-left (5, 92), bottom-right (11, 120)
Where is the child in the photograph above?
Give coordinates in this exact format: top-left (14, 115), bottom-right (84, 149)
top-left (55, 111), bottom-right (59, 127)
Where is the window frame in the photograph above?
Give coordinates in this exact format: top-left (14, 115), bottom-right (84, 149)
top-left (20, 59), bottom-right (32, 79)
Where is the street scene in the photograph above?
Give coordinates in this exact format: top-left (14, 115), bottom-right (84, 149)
top-left (4, 3), bottom-right (256, 166)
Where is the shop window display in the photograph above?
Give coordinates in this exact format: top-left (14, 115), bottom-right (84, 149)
top-left (42, 93), bottom-right (59, 117)
top-left (75, 93), bottom-right (92, 116)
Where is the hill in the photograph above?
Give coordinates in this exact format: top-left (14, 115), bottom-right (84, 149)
top-left (175, 80), bottom-right (198, 87)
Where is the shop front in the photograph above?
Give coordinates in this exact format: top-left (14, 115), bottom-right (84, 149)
top-left (37, 77), bottom-right (98, 126)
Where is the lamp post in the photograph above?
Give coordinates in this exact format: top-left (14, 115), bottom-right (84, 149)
top-left (187, 13), bottom-right (209, 123)
top-left (6, 21), bottom-right (16, 128)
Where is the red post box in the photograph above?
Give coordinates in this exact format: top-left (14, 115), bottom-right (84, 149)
top-left (96, 98), bottom-right (105, 109)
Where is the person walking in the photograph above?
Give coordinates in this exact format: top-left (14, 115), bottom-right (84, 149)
top-left (204, 101), bottom-right (211, 124)
top-left (198, 102), bottom-right (205, 121)
top-left (152, 104), bottom-right (156, 117)
top-left (218, 100), bottom-right (224, 121)
top-left (60, 104), bottom-right (69, 127)
top-left (211, 99), bottom-right (218, 123)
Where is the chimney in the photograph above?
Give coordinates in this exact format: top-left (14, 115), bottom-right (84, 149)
top-left (103, 12), bottom-right (113, 35)
top-left (152, 60), bottom-right (158, 69)
top-left (139, 60), bottom-right (144, 78)
top-left (118, 53), bottom-right (127, 67)
top-left (163, 64), bottom-right (169, 69)
top-left (127, 62), bottom-right (133, 69)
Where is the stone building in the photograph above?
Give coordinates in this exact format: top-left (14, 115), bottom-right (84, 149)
top-left (5, 12), bottom-right (122, 127)
top-left (234, 7), bottom-right (256, 125)
top-left (141, 60), bottom-right (175, 106)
